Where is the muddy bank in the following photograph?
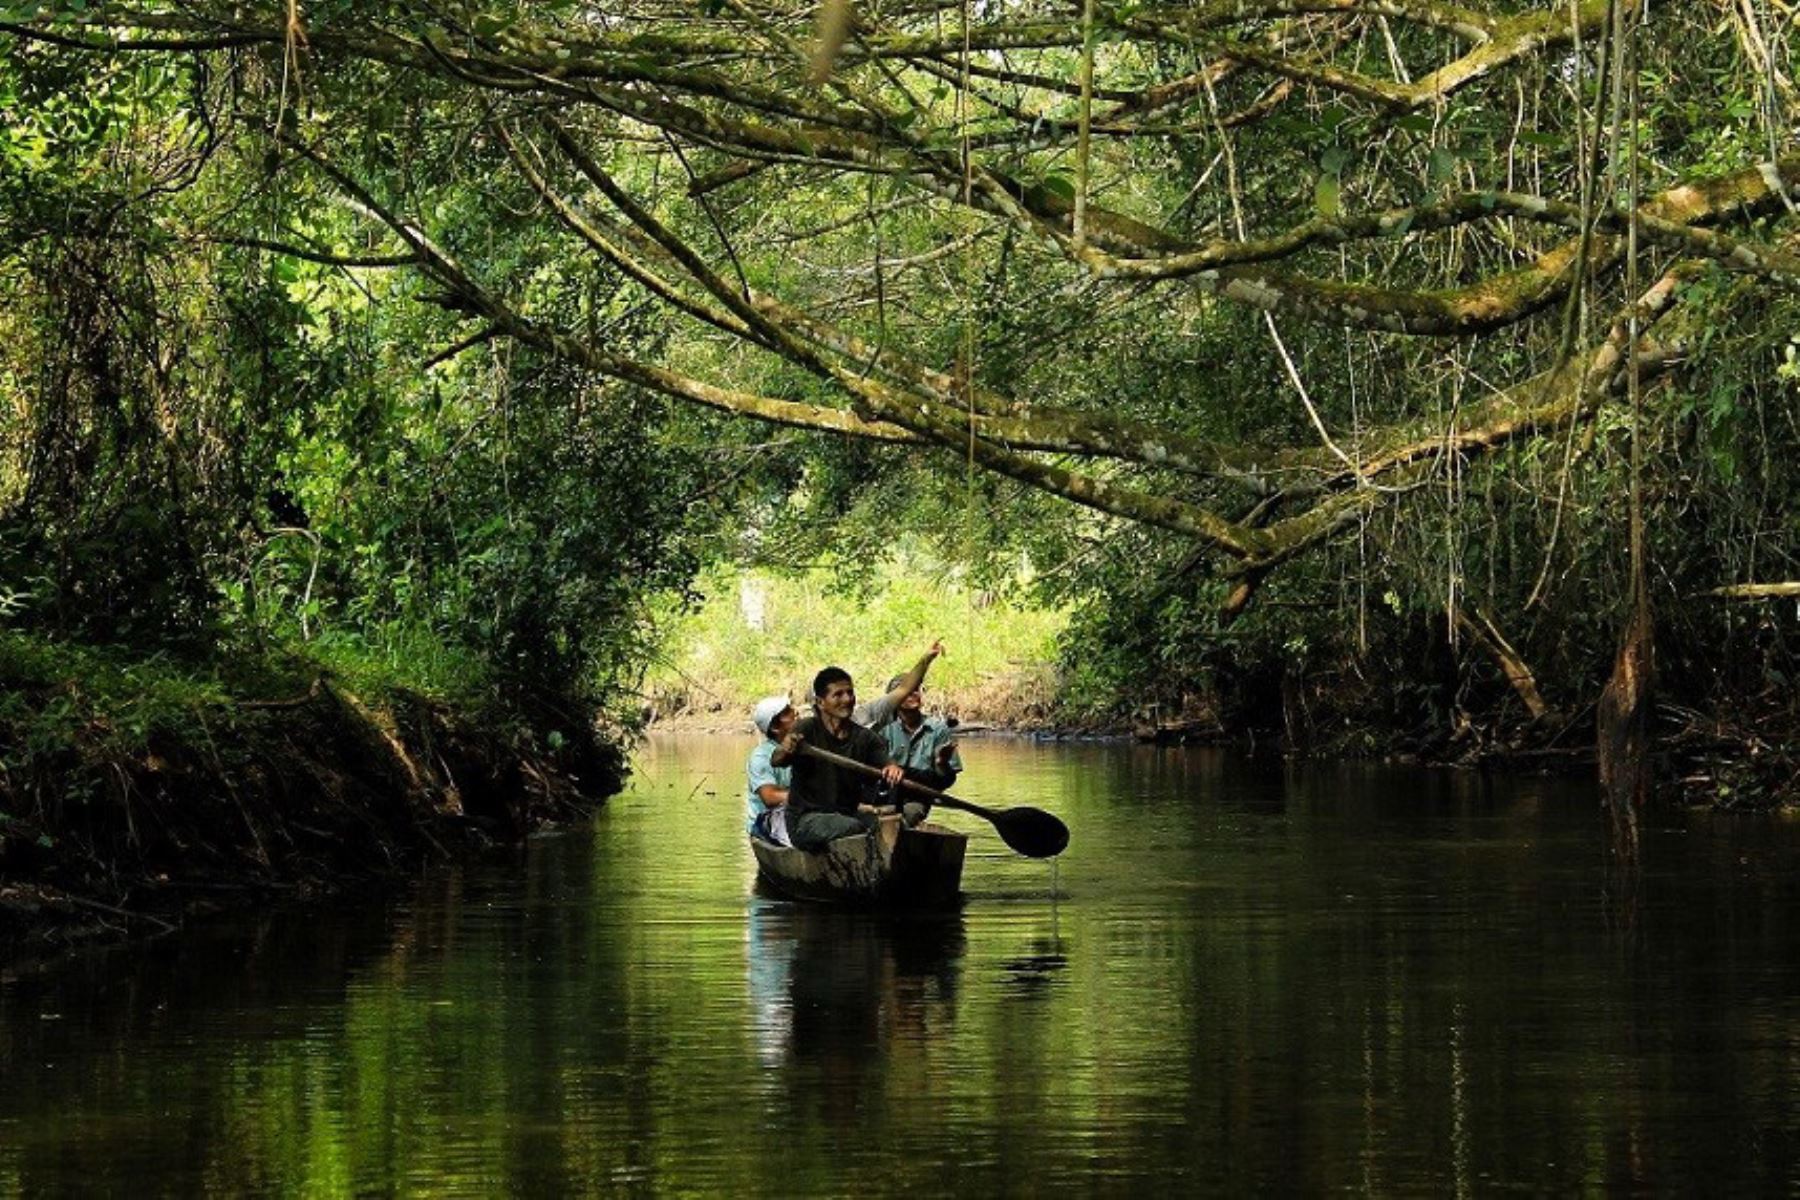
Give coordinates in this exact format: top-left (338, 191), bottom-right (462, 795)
top-left (651, 687), bottom-right (1797, 811)
top-left (1098, 694), bottom-right (1800, 810)
top-left (0, 664), bottom-right (623, 964)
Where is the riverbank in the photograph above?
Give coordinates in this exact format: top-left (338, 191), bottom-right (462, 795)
top-left (649, 684), bottom-right (1797, 811)
top-left (0, 633), bottom-right (624, 964)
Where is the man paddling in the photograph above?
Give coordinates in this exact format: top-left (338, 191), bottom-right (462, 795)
top-left (774, 666), bottom-right (908, 851)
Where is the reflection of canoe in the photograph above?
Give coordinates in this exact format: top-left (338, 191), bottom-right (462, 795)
top-left (751, 814), bottom-right (968, 907)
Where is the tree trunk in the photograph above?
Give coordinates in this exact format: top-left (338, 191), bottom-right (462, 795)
top-left (1596, 602), bottom-right (1654, 855)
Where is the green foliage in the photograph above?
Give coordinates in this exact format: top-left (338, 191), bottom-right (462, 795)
top-left (0, 44), bottom-right (748, 726)
top-left (0, 624), bottom-right (491, 778)
top-left (0, 631), bottom-right (231, 767)
top-left (648, 553), bottom-right (1065, 722)
top-left (3, 0), bottom-right (1798, 760)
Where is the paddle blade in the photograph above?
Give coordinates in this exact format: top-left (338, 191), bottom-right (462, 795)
top-left (993, 806), bottom-right (1070, 859)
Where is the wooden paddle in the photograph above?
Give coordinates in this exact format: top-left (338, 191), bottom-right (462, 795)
top-left (798, 743), bottom-right (1070, 859)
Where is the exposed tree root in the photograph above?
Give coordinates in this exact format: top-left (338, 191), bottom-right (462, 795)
top-left (0, 681), bottom-right (624, 963)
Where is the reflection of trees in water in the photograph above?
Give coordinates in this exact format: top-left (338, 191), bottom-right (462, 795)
top-left (21, 734), bottom-right (1800, 1195)
top-left (0, 838), bottom-right (629, 1197)
top-left (0, 888), bottom-right (412, 1196)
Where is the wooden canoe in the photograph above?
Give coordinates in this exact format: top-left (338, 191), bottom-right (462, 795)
top-left (751, 813), bottom-right (968, 907)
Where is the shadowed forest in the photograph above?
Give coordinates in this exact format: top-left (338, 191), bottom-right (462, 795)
top-left (2, 0), bottom-right (1798, 941)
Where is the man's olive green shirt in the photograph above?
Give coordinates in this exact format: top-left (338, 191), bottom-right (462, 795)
top-left (785, 714), bottom-right (891, 819)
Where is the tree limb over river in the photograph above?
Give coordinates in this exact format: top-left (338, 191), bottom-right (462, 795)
top-left (4, 0), bottom-right (1798, 619)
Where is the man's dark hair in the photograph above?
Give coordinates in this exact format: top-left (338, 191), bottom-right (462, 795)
top-left (813, 666), bottom-right (852, 697)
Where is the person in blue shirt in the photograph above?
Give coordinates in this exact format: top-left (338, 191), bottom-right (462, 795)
top-left (770, 642), bottom-right (947, 848)
top-left (880, 677), bottom-right (962, 824)
top-left (746, 695), bottom-right (796, 845)
top-left (850, 641), bottom-right (945, 733)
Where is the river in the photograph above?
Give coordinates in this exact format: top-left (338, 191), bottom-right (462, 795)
top-left (3, 733), bottom-right (1799, 1194)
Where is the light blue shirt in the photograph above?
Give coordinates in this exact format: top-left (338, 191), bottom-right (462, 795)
top-left (851, 691), bottom-right (899, 731)
top-left (882, 715), bottom-right (962, 778)
top-left (746, 739), bottom-right (792, 836)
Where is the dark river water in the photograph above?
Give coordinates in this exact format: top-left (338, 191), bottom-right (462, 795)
top-left (4, 734), bottom-right (1800, 1195)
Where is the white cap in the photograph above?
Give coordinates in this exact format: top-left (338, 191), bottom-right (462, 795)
top-left (752, 695), bottom-right (791, 735)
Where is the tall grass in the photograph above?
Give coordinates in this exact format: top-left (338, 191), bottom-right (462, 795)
top-left (647, 559), bottom-right (1066, 726)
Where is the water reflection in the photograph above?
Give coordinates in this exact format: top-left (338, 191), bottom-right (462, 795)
top-left (5, 736), bottom-right (1800, 1194)
top-left (747, 903), bottom-right (966, 1070)
top-left (997, 936), bottom-right (1068, 997)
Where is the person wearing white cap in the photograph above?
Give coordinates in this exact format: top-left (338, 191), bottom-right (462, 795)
top-left (770, 640), bottom-right (947, 850)
top-left (746, 696), bottom-right (797, 846)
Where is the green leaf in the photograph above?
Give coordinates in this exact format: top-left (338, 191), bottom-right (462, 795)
top-left (1429, 146), bottom-right (1457, 184)
top-left (1314, 173), bottom-right (1341, 218)
top-left (1041, 173), bottom-right (1076, 201)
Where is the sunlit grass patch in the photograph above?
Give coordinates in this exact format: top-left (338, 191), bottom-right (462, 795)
top-left (647, 558), bottom-right (1065, 726)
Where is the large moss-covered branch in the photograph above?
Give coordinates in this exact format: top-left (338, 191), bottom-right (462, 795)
top-left (23, 4), bottom-right (1795, 340)
top-left (1137, 0), bottom-right (1617, 109)
top-left (1237, 264), bottom-right (1701, 573)
top-left (840, 379), bottom-right (1273, 556)
top-left (1077, 179), bottom-right (1800, 285)
top-left (1039, 159), bottom-right (1800, 334)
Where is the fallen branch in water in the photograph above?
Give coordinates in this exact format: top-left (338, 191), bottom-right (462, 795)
top-left (56, 891), bottom-right (178, 935)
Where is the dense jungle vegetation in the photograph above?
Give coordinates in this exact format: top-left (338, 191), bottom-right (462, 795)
top-left (1, 0), bottom-right (1798, 888)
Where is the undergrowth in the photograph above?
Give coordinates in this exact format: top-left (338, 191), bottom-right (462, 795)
top-left (646, 557), bottom-right (1066, 726)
